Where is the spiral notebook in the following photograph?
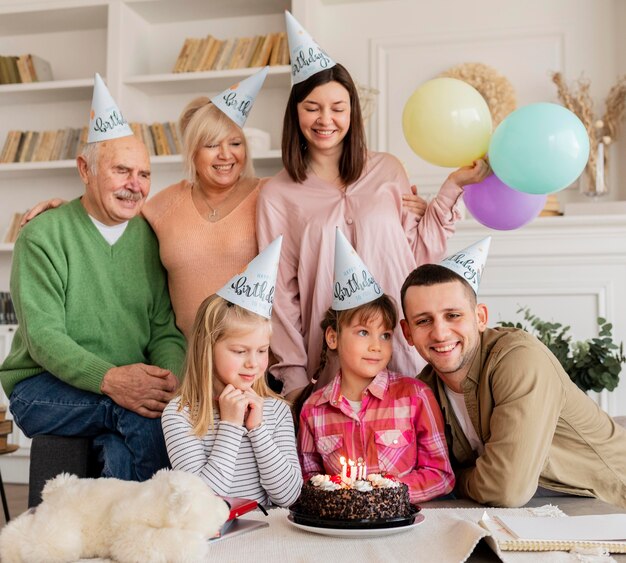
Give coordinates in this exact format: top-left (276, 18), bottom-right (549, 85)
top-left (479, 512), bottom-right (626, 553)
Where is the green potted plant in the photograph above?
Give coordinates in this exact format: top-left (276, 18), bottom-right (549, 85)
top-left (499, 308), bottom-right (626, 393)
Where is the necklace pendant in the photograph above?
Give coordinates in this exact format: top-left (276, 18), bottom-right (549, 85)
top-left (210, 209), bottom-right (217, 218)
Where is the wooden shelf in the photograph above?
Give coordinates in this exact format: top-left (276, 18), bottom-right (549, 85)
top-left (125, 66), bottom-right (291, 95)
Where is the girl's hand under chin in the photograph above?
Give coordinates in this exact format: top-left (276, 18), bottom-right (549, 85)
top-left (243, 388), bottom-right (264, 430)
top-left (218, 383), bottom-right (249, 427)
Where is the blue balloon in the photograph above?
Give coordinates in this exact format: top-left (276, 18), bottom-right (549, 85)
top-left (489, 103), bottom-right (589, 194)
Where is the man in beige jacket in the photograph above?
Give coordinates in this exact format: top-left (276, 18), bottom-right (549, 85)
top-left (400, 239), bottom-right (626, 508)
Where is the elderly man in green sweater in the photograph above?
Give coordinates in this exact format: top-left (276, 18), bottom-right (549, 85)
top-left (0, 132), bottom-right (186, 481)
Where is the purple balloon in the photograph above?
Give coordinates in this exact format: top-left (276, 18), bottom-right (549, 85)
top-left (463, 174), bottom-right (547, 231)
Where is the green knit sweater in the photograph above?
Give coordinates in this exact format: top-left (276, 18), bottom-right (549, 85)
top-left (0, 198), bottom-right (186, 397)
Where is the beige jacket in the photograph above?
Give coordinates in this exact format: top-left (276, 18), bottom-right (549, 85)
top-left (419, 327), bottom-right (626, 508)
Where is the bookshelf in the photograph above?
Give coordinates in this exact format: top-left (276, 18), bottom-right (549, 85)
top-left (0, 0), bottom-right (297, 286)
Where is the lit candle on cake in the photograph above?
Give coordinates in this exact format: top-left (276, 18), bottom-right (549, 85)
top-left (339, 456), bottom-right (347, 481)
top-left (348, 459), bottom-right (355, 483)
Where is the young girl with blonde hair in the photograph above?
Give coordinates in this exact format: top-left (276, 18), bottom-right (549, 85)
top-left (162, 238), bottom-right (302, 507)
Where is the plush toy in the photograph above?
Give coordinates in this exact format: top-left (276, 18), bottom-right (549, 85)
top-left (0, 469), bottom-right (230, 563)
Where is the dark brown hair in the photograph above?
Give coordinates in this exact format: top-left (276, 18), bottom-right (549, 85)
top-left (282, 63), bottom-right (367, 185)
top-left (293, 294), bottom-right (398, 422)
top-left (400, 264), bottom-right (476, 319)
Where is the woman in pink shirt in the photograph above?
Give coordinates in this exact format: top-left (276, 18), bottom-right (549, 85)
top-left (256, 63), bottom-right (490, 400)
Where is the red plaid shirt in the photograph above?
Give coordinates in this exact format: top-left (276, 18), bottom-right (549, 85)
top-left (298, 370), bottom-right (455, 503)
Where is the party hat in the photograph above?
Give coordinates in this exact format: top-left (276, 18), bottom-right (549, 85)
top-left (216, 235), bottom-right (282, 319)
top-left (87, 73), bottom-right (133, 143)
top-left (285, 10), bottom-right (336, 85)
top-left (333, 228), bottom-right (383, 311)
top-left (211, 66), bottom-right (269, 129)
top-left (439, 237), bottom-right (491, 295)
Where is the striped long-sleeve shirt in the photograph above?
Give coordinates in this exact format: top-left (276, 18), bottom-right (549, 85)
top-left (298, 370), bottom-right (455, 504)
top-left (162, 397), bottom-right (303, 507)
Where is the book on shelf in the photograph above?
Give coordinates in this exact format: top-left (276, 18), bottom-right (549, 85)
top-left (479, 512), bottom-right (626, 554)
top-left (186, 37), bottom-right (210, 73)
top-left (0, 291), bottom-right (17, 325)
top-left (173, 38), bottom-right (196, 73)
top-left (0, 54), bottom-right (52, 83)
top-left (192, 36), bottom-right (215, 72)
top-left (213, 38), bottom-right (236, 71)
top-left (167, 122), bottom-right (182, 154)
top-left (200, 38), bottom-right (223, 71)
top-left (16, 55), bottom-right (32, 83)
top-left (16, 131), bottom-right (34, 162)
top-left (269, 32), bottom-right (285, 67)
top-left (150, 123), bottom-right (171, 156)
top-left (181, 38), bottom-right (203, 73)
top-left (0, 130), bottom-right (22, 163)
top-left (3, 212), bottom-right (25, 244)
top-left (252, 33), bottom-right (277, 68)
top-left (162, 122), bottom-right (177, 155)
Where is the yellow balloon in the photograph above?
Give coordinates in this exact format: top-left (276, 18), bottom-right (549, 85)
top-left (402, 77), bottom-right (492, 167)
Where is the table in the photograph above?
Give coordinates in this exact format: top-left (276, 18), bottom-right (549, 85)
top-left (206, 497), bottom-right (624, 563)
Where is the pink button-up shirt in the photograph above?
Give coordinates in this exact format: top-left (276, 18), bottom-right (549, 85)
top-left (298, 369), bottom-right (455, 503)
top-left (256, 151), bottom-right (463, 395)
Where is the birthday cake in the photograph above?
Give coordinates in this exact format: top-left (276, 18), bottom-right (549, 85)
top-left (295, 473), bottom-right (412, 521)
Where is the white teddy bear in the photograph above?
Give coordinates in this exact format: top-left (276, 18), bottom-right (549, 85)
top-left (0, 469), bottom-right (230, 563)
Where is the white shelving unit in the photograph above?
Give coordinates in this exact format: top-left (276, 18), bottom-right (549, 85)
top-left (0, 0), bottom-right (294, 264)
top-left (0, 0), bottom-right (296, 482)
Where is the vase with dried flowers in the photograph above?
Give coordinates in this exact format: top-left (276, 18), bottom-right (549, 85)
top-left (551, 72), bottom-right (626, 198)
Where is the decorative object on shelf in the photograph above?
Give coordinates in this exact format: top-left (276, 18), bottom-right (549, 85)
top-left (552, 72), bottom-right (626, 198)
top-left (244, 128), bottom-right (271, 154)
top-left (539, 194), bottom-right (561, 217)
top-left (356, 83), bottom-right (379, 124)
top-left (499, 308), bottom-right (625, 393)
top-left (440, 62), bottom-right (516, 126)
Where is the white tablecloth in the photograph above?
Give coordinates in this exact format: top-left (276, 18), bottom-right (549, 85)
top-left (205, 506), bottom-right (616, 563)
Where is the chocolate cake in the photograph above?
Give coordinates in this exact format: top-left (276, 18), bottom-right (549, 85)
top-left (295, 474), bottom-right (412, 521)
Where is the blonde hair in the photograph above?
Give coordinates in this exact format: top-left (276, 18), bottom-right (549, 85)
top-left (177, 294), bottom-right (281, 437)
top-left (179, 97), bottom-right (255, 184)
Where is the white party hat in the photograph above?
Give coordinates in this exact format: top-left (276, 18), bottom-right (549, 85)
top-left (333, 228), bottom-right (383, 311)
top-left (216, 235), bottom-right (282, 319)
top-left (439, 237), bottom-right (491, 295)
top-left (285, 10), bottom-right (336, 85)
top-left (211, 66), bottom-right (269, 129)
top-left (87, 73), bottom-right (133, 143)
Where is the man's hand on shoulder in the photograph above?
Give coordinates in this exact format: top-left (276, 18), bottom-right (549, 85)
top-left (100, 363), bottom-right (179, 418)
